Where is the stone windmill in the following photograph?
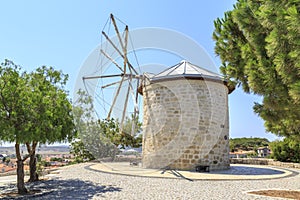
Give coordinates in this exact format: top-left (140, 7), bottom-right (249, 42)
top-left (83, 14), bottom-right (235, 171)
top-left (140, 60), bottom-right (234, 171)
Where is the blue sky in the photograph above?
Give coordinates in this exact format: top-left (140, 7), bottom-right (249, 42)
top-left (0, 0), bottom-right (279, 141)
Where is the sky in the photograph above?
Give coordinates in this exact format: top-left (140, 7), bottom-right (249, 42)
top-left (0, 0), bottom-right (279, 141)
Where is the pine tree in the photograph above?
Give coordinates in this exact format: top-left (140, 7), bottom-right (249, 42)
top-left (213, 0), bottom-right (300, 138)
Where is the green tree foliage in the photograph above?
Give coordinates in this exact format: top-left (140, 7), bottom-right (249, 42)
top-left (25, 66), bottom-right (75, 144)
top-left (73, 90), bottom-right (142, 160)
top-left (213, 0), bottom-right (300, 138)
top-left (0, 60), bottom-right (32, 194)
top-left (229, 137), bottom-right (269, 152)
top-left (26, 66), bottom-right (76, 182)
top-left (0, 60), bottom-right (75, 193)
top-left (99, 117), bottom-right (142, 149)
top-left (73, 90), bottom-right (119, 160)
top-left (270, 137), bottom-right (300, 163)
top-left (70, 139), bottom-right (95, 163)
top-left (50, 157), bottom-right (63, 162)
top-left (120, 115), bottom-right (143, 148)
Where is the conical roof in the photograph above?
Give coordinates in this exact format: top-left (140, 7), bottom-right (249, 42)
top-left (149, 60), bottom-right (223, 82)
top-left (140, 61), bottom-right (235, 94)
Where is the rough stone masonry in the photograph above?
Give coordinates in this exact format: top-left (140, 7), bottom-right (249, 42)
top-left (141, 75), bottom-right (232, 171)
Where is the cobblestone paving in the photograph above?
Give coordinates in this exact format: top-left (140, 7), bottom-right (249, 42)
top-left (0, 163), bottom-right (299, 199)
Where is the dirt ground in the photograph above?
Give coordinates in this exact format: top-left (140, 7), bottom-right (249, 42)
top-left (249, 190), bottom-right (300, 199)
top-left (0, 163), bottom-right (16, 173)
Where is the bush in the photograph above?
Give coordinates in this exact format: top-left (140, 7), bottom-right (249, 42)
top-left (39, 160), bottom-right (51, 167)
top-left (230, 137), bottom-right (269, 152)
top-left (70, 140), bottom-right (95, 163)
top-left (3, 157), bottom-right (10, 165)
top-left (270, 137), bottom-right (300, 163)
top-left (247, 152), bottom-right (258, 158)
top-left (50, 157), bottom-right (63, 162)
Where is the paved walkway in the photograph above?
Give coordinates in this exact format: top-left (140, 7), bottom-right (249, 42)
top-left (0, 163), bottom-right (294, 186)
top-left (0, 169), bottom-right (62, 187)
top-left (0, 163), bottom-right (299, 199)
top-left (0, 175), bottom-right (17, 186)
top-left (88, 162), bottom-right (295, 181)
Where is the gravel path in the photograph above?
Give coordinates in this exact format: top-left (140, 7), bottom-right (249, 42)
top-left (1, 162), bottom-right (300, 199)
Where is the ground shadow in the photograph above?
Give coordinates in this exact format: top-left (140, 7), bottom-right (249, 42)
top-left (0, 178), bottom-right (122, 199)
top-left (208, 166), bottom-right (285, 175)
top-left (161, 168), bottom-right (193, 181)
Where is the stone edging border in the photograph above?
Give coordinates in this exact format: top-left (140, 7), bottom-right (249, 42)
top-left (84, 162), bottom-right (299, 182)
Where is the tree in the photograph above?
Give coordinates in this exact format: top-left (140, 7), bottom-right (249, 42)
top-left (0, 60), bottom-right (31, 194)
top-left (70, 139), bottom-right (95, 163)
top-left (270, 137), bottom-right (300, 163)
top-left (99, 117), bottom-right (142, 149)
top-left (120, 114), bottom-right (143, 148)
top-left (73, 90), bottom-right (119, 160)
top-left (213, 0), bottom-right (300, 138)
top-left (229, 137), bottom-right (269, 152)
top-left (73, 90), bottom-right (142, 160)
top-left (25, 66), bottom-right (76, 182)
top-left (0, 60), bottom-right (75, 194)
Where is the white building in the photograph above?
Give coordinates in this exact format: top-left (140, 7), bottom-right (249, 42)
top-left (257, 147), bottom-right (271, 157)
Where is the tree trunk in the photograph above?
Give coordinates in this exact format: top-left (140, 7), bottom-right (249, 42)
top-left (16, 160), bottom-right (28, 194)
top-left (27, 142), bottom-right (39, 182)
top-left (15, 144), bottom-right (28, 194)
top-left (28, 153), bottom-right (39, 182)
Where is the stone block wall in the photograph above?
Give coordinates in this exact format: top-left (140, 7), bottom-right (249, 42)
top-left (142, 78), bottom-right (230, 170)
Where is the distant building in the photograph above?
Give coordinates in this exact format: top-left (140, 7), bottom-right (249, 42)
top-left (0, 154), bottom-right (8, 158)
top-left (257, 147), bottom-right (271, 157)
top-left (229, 152), bottom-right (247, 159)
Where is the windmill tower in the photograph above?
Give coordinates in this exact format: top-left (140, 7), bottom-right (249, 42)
top-left (140, 60), bottom-right (234, 171)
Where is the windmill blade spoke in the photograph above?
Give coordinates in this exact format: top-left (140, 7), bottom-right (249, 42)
top-left (102, 31), bottom-right (124, 59)
top-left (111, 14), bottom-right (132, 75)
top-left (83, 74), bottom-right (123, 80)
top-left (128, 80), bottom-right (139, 113)
top-left (122, 74), bottom-right (141, 79)
top-left (124, 26), bottom-right (129, 53)
top-left (107, 76), bottom-right (125, 119)
top-left (131, 116), bottom-right (136, 136)
top-left (121, 77), bottom-right (140, 136)
top-left (123, 25), bottom-right (139, 75)
top-left (96, 14), bottom-right (141, 134)
top-left (120, 80), bottom-right (131, 134)
top-left (102, 31), bottom-right (138, 75)
top-left (111, 14), bottom-right (125, 53)
top-left (130, 78), bottom-right (140, 136)
top-left (101, 78), bottom-right (129, 89)
top-left (128, 60), bottom-right (138, 75)
top-left (100, 49), bottom-right (124, 72)
top-left (135, 78), bottom-right (140, 110)
top-left (123, 26), bottom-right (129, 74)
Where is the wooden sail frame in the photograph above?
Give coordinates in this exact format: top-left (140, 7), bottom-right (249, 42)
top-left (82, 14), bottom-right (141, 136)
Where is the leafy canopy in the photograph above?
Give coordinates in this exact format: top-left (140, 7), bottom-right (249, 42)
top-left (0, 60), bottom-right (75, 144)
top-left (270, 136), bottom-right (300, 163)
top-left (0, 59), bottom-right (76, 193)
top-left (0, 60), bottom-right (29, 143)
top-left (27, 66), bottom-right (75, 144)
top-left (72, 90), bottom-right (142, 160)
top-left (229, 137), bottom-right (269, 152)
top-left (213, 0), bottom-right (300, 137)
